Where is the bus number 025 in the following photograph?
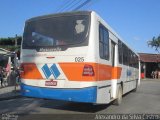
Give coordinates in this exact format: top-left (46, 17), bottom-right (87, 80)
top-left (75, 57), bottom-right (84, 62)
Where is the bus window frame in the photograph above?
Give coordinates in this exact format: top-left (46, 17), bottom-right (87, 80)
top-left (99, 23), bottom-right (110, 61)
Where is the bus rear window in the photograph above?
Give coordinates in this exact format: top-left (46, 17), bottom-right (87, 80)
top-left (23, 15), bottom-right (90, 49)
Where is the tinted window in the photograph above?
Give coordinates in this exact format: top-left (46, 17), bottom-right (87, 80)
top-left (118, 40), bottom-right (123, 64)
top-left (23, 15), bottom-right (90, 48)
top-left (99, 24), bottom-right (109, 60)
top-left (122, 44), bottom-right (127, 65)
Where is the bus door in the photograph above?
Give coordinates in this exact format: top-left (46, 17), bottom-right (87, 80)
top-left (111, 41), bottom-right (118, 99)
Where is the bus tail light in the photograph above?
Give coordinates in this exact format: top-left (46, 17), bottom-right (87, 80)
top-left (82, 64), bottom-right (95, 76)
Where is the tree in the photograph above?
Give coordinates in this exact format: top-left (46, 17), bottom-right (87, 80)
top-left (0, 36), bottom-right (22, 51)
top-left (148, 35), bottom-right (160, 53)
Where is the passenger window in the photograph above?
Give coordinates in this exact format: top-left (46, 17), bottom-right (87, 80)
top-left (99, 24), bottom-right (109, 60)
top-left (118, 40), bottom-right (123, 64)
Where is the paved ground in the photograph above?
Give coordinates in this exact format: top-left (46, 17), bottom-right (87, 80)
top-left (0, 86), bottom-right (20, 100)
top-left (0, 79), bottom-right (160, 120)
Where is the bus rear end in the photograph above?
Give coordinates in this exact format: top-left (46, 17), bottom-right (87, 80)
top-left (20, 11), bottom-right (97, 103)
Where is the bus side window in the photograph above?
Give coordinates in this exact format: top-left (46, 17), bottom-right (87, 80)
top-left (99, 24), bottom-right (109, 60)
top-left (118, 40), bottom-right (123, 64)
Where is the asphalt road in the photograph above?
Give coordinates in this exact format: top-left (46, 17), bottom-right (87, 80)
top-left (0, 79), bottom-right (160, 120)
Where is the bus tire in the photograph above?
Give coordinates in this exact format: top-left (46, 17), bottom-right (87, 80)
top-left (113, 85), bottom-right (122, 106)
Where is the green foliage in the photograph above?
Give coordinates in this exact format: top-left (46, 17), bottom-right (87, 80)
top-left (148, 35), bottom-right (160, 53)
top-left (0, 36), bottom-right (22, 45)
top-left (0, 36), bottom-right (22, 51)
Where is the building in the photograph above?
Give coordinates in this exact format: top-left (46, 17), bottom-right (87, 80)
top-left (139, 53), bottom-right (160, 78)
top-left (0, 48), bottom-right (20, 68)
top-left (0, 48), bottom-right (10, 55)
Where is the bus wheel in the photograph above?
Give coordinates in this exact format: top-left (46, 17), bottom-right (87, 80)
top-left (113, 85), bottom-right (122, 105)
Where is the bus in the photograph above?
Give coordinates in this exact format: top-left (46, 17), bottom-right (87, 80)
top-left (20, 11), bottom-right (140, 105)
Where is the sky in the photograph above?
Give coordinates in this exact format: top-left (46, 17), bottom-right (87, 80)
top-left (0, 0), bottom-right (160, 54)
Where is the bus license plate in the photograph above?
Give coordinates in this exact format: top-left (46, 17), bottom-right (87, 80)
top-left (45, 80), bottom-right (57, 86)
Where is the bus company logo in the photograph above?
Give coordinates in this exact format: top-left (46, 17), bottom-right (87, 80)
top-left (45, 80), bottom-right (57, 86)
top-left (41, 64), bottom-right (60, 79)
top-left (39, 48), bottom-right (62, 52)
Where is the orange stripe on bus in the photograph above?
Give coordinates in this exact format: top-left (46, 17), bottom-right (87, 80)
top-left (20, 63), bottom-right (43, 79)
top-left (59, 62), bottom-right (122, 81)
top-left (112, 67), bottom-right (122, 79)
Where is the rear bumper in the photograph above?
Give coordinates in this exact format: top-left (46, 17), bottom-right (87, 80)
top-left (20, 84), bottom-right (97, 103)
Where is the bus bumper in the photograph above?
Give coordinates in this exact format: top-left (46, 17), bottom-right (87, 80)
top-left (20, 84), bottom-right (97, 103)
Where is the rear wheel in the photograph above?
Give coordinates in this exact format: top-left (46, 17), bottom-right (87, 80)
top-left (113, 85), bottom-right (122, 105)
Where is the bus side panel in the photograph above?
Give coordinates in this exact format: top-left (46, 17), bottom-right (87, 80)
top-left (96, 81), bottom-right (112, 104)
top-left (121, 65), bottom-right (139, 94)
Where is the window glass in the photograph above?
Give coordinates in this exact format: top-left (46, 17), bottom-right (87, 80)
top-left (99, 24), bottom-right (109, 60)
top-left (23, 15), bottom-right (90, 48)
top-left (99, 42), bottom-right (104, 58)
top-left (103, 29), bottom-right (109, 44)
top-left (118, 40), bottom-right (123, 64)
top-left (99, 27), bottom-right (103, 42)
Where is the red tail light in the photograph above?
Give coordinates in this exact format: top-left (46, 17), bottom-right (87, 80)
top-left (82, 64), bottom-right (95, 76)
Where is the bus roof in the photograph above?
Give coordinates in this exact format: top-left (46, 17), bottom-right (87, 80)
top-left (26, 11), bottom-right (92, 23)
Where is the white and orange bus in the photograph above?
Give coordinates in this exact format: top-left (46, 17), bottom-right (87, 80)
top-left (20, 11), bottom-right (140, 105)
